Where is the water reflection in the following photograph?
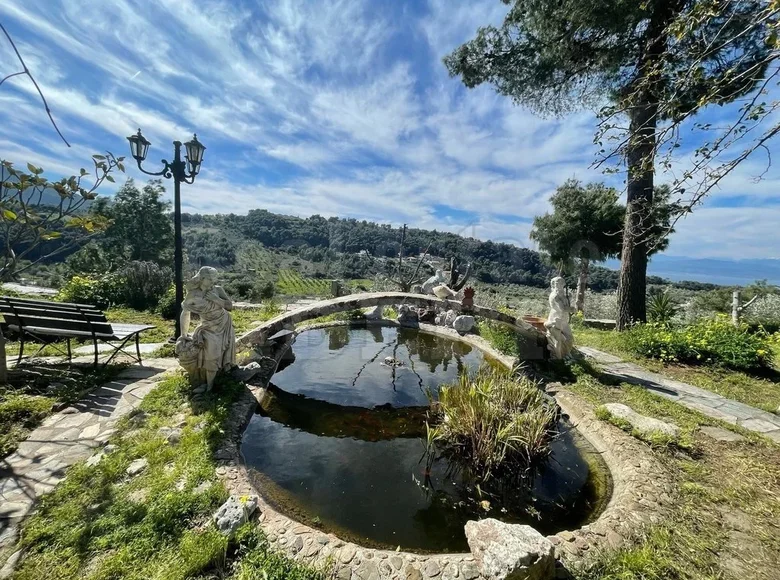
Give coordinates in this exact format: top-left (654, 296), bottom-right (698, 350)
top-left (242, 327), bottom-right (609, 553)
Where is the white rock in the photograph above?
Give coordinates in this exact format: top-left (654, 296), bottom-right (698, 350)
top-left (213, 495), bottom-right (260, 536)
top-left (433, 284), bottom-right (456, 299)
top-left (126, 458), bottom-right (148, 477)
top-left (444, 309), bottom-right (458, 327)
top-left (232, 361), bottom-right (263, 382)
top-left (465, 519), bottom-right (555, 580)
top-left (603, 403), bottom-right (680, 438)
top-left (363, 305), bottom-right (383, 320)
top-left (452, 315), bottom-right (475, 333)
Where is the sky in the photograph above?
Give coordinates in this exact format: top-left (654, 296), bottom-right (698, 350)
top-left (0, 0), bottom-right (778, 263)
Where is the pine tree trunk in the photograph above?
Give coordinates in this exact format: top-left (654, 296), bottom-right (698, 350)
top-left (616, 103), bottom-right (657, 330)
top-left (575, 257), bottom-right (589, 314)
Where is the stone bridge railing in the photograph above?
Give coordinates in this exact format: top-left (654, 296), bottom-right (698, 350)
top-left (236, 291), bottom-right (546, 350)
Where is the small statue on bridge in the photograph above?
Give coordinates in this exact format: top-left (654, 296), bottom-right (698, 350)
top-left (545, 276), bottom-right (575, 359)
top-left (176, 267), bottom-right (237, 391)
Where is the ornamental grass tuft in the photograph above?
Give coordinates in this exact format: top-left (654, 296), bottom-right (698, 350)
top-left (428, 366), bottom-right (558, 483)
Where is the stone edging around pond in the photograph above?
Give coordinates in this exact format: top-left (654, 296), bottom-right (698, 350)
top-left (216, 320), bottom-right (676, 579)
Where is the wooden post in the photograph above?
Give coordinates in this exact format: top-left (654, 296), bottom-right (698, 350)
top-left (331, 280), bottom-right (341, 298)
top-left (732, 290), bottom-right (740, 327)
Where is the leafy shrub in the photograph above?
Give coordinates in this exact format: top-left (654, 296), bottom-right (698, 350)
top-left (117, 261), bottom-right (173, 310)
top-left (57, 274), bottom-right (122, 309)
top-left (427, 366), bottom-right (558, 483)
top-left (624, 317), bottom-right (774, 370)
top-left (157, 285), bottom-right (178, 320)
top-left (58, 262), bottom-right (171, 311)
top-left (251, 279), bottom-right (276, 301)
top-left (647, 290), bottom-right (679, 324)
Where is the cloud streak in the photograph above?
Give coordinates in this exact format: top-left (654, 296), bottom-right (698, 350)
top-left (0, 0), bottom-right (777, 261)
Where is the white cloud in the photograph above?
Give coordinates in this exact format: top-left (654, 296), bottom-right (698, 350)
top-left (0, 0), bottom-right (777, 263)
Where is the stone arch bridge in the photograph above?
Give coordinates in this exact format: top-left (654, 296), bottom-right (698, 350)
top-left (236, 292), bottom-right (547, 353)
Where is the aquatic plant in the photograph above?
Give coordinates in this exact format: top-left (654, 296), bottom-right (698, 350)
top-left (428, 366), bottom-right (558, 483)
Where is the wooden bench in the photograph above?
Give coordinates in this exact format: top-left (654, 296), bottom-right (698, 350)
top-left (0, 296), bottom-right (156, 367)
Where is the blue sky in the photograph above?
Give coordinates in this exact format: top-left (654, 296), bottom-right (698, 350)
top-left (0, 0), bottom-right (778, 262)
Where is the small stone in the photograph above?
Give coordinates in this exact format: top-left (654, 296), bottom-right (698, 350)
top-left (355, 560), bottom-right (379, 580)
top-left (232, 361), bottom-right (263, 383)
top-left (291, 536), bottom-right (304, 553)
top-left (126, 458), bottom-right (148, 477)
top-left (558, 531), bottom-right (575, 542)
top-left (465, 519), bottom-right (555, 580)
top-left (605, 531), bottom-right (623, 550)
top-left (452, 315), bottom-right (475, 334)
top-left (603, 403), bottom-right (680, 439)
top-left (193, 481), bottom-right (211, 495)
top-left (103, 444), bottom-right (118, 454)
top-left (60, 407), bottom-right (79, 415)
top-left (441, 563), bottom-right (460, 580)
top-left (86, 452), bottom-right (105, 468)
top-left (128, 488), bottom-right (149, 503)
top-left (404, 565), bottom-right (423, 580)
top-left (213, 495), bottom-right (259, 537)
top-left (422, 559), bottom-right (441, 577)
top-left (699, 426), bottom-right (746, 442)
top-left (0, 548), bottom-right (24, 579)
top-left (339, 545), bottom-right (357, 564)
top-left (213, 448), bottom-right (232, 461)
top-left (390, 556), bottom-right (404, 570)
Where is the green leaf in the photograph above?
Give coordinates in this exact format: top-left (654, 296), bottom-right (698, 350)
top-left (2, 208), bottom-right (17, 220)
top-left (27, 163), bottom-right (43, 175)
top-left (117, 163), bottom-right (125, 172)
top-left (41, 232), bottom-right (62, 240)
top-left (105, 175), bottom-right (115, 183)
top-left (92, 154), bottom-right (106, 160)
top-left (80, 168), bottom-right (88, 176)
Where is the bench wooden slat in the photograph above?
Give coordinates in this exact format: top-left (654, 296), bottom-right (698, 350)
top-left (1, 296), bottom-right (102, 312)
top-left (0, 305), bottom-right (108, 322)
top-left (2, 314), bottom-right (114, 336)
top-left (4, 324), bottom-right (118, 340)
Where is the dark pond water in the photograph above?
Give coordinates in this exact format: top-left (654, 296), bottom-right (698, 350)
top-left (241, 326), bottom-right (610, 553)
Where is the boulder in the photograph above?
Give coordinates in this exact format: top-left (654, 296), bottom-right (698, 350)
top-left (603, 403), bottom-right (680, 439)
top-left (444, 309), bottom-right (458, 327)
top-left (214, 495), bottom-right (260, 537)
top-left (363, 305), bottom-right (383, 320)
top-left (452, 315), bottom-right (475, 333)
top-left (126, 458), bottom-right (148, 477)
top-left (465, 519), bottom-right (554, 580)
top-left (397, 304), bottom-right (419, 325)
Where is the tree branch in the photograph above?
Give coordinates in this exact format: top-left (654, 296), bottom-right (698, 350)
top-left (0, 21), bottom-right (70, 147)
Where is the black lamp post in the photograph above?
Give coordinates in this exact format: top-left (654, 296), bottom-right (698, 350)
top-left (127, 128), bottom-right (206, 339)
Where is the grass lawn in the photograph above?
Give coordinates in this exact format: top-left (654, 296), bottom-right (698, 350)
top-left (0, 366), bottom-right (121, 458)
top-left (574, 326), bottom-right (780, 414)
top-left (0, 303), bottom-right (281, 459)
top-left (559, 361), bottom-right (780, 580)
top-left (12, 372), bottom-right (325, 580)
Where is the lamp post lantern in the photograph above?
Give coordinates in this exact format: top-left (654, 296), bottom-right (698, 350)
top-left (127, 128), bottom-right (205, 339)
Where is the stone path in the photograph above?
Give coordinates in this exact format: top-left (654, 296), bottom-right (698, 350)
top-left (0, 359), bottom-right (179, 564)
top-left (578, 346), bottom-right (780, 442)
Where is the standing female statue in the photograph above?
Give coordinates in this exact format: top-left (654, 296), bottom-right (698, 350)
top-left (545, 276), bottom-right (575, 359)
top-left (175, 266), bottom-right (236, 390)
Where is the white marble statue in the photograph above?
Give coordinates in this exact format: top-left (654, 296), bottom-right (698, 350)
top-left (422, 269), bottom-right (446, 294)
top-left (176, 266), bottom-right (237, 390)
top-left (545, 276), bottom-right (575, 359)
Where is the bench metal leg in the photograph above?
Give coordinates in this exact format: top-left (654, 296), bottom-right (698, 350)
top-left (17, 337), bottom-right (24, 366)
top-left (94, 339), bottom-right (99, 368)
top-left (136, 334), bottom-right (143, 366)
top-left (66, 338), bottom-right (72, 365)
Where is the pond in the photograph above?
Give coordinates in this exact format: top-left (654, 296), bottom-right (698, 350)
top-left (241, 325), bottom-right (610, 553)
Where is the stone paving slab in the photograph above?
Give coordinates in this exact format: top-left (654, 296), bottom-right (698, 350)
top-left (72, 342), bottom-right (166, 356)
top-left (577, 347), bottom-right (780, 443)
top-left (0, 358), bottom-right (179, 561)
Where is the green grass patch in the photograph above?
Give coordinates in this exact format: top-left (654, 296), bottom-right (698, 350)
top-left (575, 327), bottom-right (780, 414)
top-left (594, 405), bottom-right (686, 451)
top-left (276, 270), bottom-right (332, 297)
top-left (0, 365), bottom-right (122, 458)
top-left (13, 372), bottom-right (324, 580)
top-left (562, 360), bottom-right (780, 579)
